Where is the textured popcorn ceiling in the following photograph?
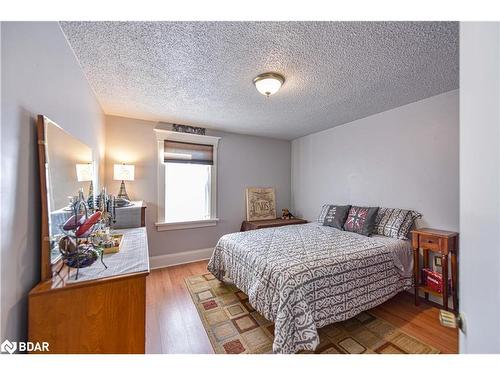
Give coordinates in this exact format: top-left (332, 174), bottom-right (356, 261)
top-left (60, 22), bottom-right (458, 140)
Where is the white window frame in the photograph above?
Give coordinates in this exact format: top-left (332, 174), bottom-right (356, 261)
top-left (154, 129), bottom-right (220, 231)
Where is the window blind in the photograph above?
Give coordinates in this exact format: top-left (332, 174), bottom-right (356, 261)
top-left (164, 140), bottom-right (214, 165)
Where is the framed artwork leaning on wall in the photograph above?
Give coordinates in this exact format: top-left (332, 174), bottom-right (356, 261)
top-left (245, 187), bottom-right (276, 221)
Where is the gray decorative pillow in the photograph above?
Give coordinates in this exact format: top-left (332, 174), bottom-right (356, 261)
top-left (374, 207), bottom-right (422, 239)
top-left (317, 204), bottom-right (331, 224)
top-left (343, 206), bottom-right (379, 236)
top-left (323, 205), bottom-right (351, 229)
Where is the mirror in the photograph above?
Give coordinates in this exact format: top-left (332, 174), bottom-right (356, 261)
top-left (37, 115), bottom-right (95, 280)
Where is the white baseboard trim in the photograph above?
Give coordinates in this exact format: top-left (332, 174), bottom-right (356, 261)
top-left (149, 247), bottom-right (214, 269)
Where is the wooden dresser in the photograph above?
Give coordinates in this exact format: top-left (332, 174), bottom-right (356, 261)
top-left (28, 227), bottom-right (150, 353)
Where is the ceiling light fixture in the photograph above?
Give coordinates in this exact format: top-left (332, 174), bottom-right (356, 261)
top-left (253, 72), bottom-right (285, 97)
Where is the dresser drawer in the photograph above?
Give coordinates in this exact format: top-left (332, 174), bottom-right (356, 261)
top-left (419, 234), bottom-right (440, 251)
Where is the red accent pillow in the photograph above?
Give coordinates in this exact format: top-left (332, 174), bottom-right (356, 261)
top-left (343, 206), bottom-right (379, 236)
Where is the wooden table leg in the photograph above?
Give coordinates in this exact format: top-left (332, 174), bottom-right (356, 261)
top-left (413, 247), bottom-right (419, 305)
top-left (451, 252), bottom-right (458, 311)
top-left (442, 254), bottom-right (449, 311)
top-left (423, 249), bottom-right (429, 301)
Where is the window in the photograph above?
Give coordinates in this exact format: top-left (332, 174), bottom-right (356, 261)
top-left (155, 129), bottom-right (219, 231)
top-left (165, 162), bottom-right (210, 222)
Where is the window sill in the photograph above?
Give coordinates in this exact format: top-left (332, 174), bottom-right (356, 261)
top-left (155, 218), bottom-right (219, 231)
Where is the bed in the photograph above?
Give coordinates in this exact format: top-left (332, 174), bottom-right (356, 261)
top-left (207, 222), bottom-right (413, 354)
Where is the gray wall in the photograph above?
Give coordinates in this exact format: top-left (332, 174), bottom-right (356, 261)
top-left (105, 115), bottom-right (291, 256)
top-left (291, 90), bottom-right (459, 232)
top-left (459, 22), bottom-right (500, 354)
top-left (0, 22), bottom-right (105, 343)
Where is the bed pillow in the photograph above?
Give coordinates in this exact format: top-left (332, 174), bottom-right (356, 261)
top-left (373, 207), bottom-right (422, 239)
top-left (317, 204), bottom-right (331, 223)
top-left (322, 205), bottom-right (351, 229)
top-left (343, 206), bottom-right (379, 236)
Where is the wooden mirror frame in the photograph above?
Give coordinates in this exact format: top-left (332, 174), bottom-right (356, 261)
top-left (36, 115), bottom-right (52, 281)
top-left (36, 114), bottom-right (94, 281)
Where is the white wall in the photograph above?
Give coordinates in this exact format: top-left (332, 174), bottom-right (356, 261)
top-left (105, 115), bottom-right (291, 257)
top-left (291, 90), bottom-right (459, 232)
top-left (0, 22), bottom-right (105, 343)
top-left (459, 22), bottom-right (500, 354)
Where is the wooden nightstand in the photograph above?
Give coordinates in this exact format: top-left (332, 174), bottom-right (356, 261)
top-left (240, 218), bottom-right (307, 231)
top-left (411, 228), bottom-right (459, 311)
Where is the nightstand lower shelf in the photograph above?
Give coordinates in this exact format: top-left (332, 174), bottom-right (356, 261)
top-left (417, 285), bottom-right (445, 298)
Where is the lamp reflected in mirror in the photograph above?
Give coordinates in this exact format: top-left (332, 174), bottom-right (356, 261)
top-left (76, 162), bottom-right (94, 209)
top-left (113, 163), bottom-right (135, 203)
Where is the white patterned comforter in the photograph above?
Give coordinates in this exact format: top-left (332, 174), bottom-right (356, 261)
top-left (207, 223), bottom-right (413, 354)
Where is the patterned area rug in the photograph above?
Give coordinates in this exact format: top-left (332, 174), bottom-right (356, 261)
top-left (185, 273), bottom-right (440, 354)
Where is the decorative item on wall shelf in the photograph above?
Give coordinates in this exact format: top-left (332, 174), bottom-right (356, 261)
top-left (113, 163), bottom-right (134, 202)
top-left (172, 123), bottom-right (206, 135)
top-left (245, 187), bottom-right (276, 221)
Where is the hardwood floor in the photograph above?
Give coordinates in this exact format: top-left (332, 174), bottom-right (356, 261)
top-left (371, 293), bottom-right (458, 354)
top-left (146, 260), bottom-right (458, 354)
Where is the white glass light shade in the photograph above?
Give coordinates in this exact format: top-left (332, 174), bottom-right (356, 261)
top-left (253, 73), bottom-right (285, 97)
top-left (113, 164), bottom-right (135, 181)
top-left (75, 163), bottom-right (93, 182)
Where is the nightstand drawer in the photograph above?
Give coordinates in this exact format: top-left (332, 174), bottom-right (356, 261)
top-left (419, 234), bottom-right (440, 251)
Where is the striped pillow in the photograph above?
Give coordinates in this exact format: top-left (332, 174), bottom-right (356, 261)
top-left (373, 208), bottom-right (422, 239)
top-left (317, 204), bottom-right (331, 224)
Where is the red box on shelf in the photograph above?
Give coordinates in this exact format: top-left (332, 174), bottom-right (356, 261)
top-left (421, 268), bottom-right (443, 293)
